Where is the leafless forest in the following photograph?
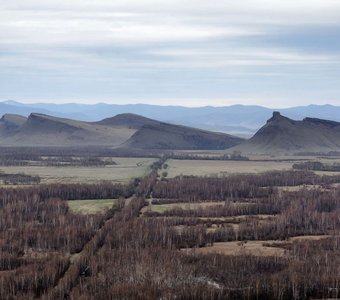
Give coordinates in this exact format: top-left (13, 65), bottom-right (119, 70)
top-left (0, 153), bottom-right (339, 300)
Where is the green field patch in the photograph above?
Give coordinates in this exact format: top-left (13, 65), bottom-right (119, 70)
top-left (68, 199), bottom-right (118, 214)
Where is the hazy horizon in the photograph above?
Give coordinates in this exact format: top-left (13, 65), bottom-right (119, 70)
top-left (2, 99), bottom-right (340, 109)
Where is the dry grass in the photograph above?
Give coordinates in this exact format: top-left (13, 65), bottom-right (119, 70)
top-left (163, 154), bottom-right (340, 177)
top-left (183, 235), bottom-right (332, 257)
top-left (68, 199), bottom-right (118, 214)
top-left (0, 157), bottom-right (156, 184)
top-left (314, 170), bottom-right (340, 176)
top-left (183, 241), bottom-right (286, 257)
top-left (165, 159), bottom-right (295, 177)
top-left (289, 235), bottom-right (331, 242)
top-left (277, 184), bottom-right (325, 192)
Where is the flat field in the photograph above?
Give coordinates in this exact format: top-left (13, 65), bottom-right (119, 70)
top-left (0, 157), bottom-right (156, 184)
top-left (182, 240), bottom-right (286, 257)
top-left (68, 199), bottom-right (118, 214)
top-left (164, 159), bottom-right (295, 177)
top-left (163, 156), bottom-right (340, 177)
top-left (182, 235), bottom-right (331, 257)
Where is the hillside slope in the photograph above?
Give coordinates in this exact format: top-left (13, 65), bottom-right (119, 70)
top-left (96, 113), bottom-right (159, 129)
top-left (231, 112), bottom-right (340, 154)
top-left (0, 114), bottom-right (27, 135)
top-left (0, 113), bottom-right (137, 147)
top-left (123, 122), bottom-right (244, 150)
top-left (0, 113), bottom-right (244, 149)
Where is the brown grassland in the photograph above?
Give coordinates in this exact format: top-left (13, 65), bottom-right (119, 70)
top-left (0, 157), bottom-right (156, 184)
top-left (164, 155), bottom-right (340, 178)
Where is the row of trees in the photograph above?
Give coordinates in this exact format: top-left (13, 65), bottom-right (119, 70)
top-left (0, 146), bottom-right (163, 159)
top-left (0, 182), bottom-right (135, 206)
top-left (0, 172), bottom-right (40, 184)
top-left (166, 151), bottom-right (249, 161)
top-left (293, 161), bottom-right (340, 172)
top-left (0, 157), bottom-right (339, 299)
top-left (152, 170), bottom-right (340, 201)
top-left (0, 153), bottom-right (117, 167)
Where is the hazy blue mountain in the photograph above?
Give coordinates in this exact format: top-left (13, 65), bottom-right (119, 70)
top-left (1, 100), bottom-right (339, 137)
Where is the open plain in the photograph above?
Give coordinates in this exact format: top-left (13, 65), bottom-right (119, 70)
top-left (0, 157), bottom-right (156, 184)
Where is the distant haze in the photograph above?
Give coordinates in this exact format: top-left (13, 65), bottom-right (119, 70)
top-left (1, 100), bottom-right (340, 137)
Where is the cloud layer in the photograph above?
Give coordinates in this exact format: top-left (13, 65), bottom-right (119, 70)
top-left (1, 0), bottom-right (340, 106)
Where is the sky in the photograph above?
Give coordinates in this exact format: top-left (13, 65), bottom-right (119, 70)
top-left (0, 0), bottom-right (340, 107)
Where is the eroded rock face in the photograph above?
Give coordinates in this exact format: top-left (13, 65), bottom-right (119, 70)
top-left (230, 113), bottom-right (340, 155)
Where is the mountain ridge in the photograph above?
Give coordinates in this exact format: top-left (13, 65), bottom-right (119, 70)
top-left (231, 112), bottom-right (340, 154)
top-left (2, 100), bottom-right (340, 136)
top-left (0, 112), bottom-right (244, 149)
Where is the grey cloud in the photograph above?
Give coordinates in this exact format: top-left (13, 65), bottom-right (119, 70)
top-left (0, 0), bottom-right (340, 106)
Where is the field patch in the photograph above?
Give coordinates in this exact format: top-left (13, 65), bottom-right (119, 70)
top-left (165, 159), bottom-right (295, 177)
top-left (68, 199), bottom-right (118, 214)
top-left (183, 241), bottom-right (286, 257)
top-left (183, 235), bottom-right (332, 257)
top-left (0, 157), bottom-right (156, 184)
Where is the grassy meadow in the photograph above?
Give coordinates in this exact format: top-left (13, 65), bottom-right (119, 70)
top-left (0, 157), bottom-right (156, 184)
top-left (163, 158), bottom-right (296, 178)
top-left (68, 199), bottom-right (118, 214)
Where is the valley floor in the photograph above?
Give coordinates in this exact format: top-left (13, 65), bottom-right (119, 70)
top-left (0, 151), bottom-right (339, 299)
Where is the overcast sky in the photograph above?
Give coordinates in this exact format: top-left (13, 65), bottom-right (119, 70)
top-left (1, 0), bottom-right (340, 107)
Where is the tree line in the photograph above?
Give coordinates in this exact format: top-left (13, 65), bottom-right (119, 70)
top-left (0, 159), bottom-right (339, 299)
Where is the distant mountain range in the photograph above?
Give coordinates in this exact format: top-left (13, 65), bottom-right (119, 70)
top-left (1, 109), bottom-right (340, 154)
top-left (231, 112), bottom-right (340, 154)
top-left (0, 113), bottom-right (243, 149)
top-left (2, 100), bottom-right (340, 136)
